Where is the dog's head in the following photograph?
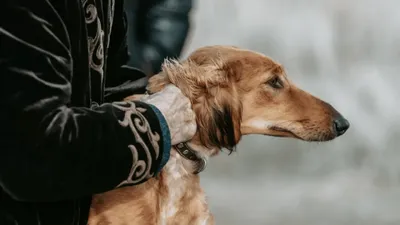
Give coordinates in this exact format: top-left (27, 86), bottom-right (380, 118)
top-left (147, 45), bottom-right (349, 153)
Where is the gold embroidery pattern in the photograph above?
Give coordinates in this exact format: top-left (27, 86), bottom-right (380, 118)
top-left (82, 0), bottom-right (104, 77)
top-left (112, 102), bottom-right (161, 187)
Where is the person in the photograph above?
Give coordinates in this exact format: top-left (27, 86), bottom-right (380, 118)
top-left (124, 0), bottom-right (193, 75)
top-left (0, 0), bottom-right (196, 224)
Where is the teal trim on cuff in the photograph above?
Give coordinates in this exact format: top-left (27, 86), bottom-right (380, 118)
top-left (148, 104), bottom-right (171, 174)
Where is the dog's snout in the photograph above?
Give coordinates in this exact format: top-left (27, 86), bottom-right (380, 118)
top-left (333, 116), bottom-right (350, 136)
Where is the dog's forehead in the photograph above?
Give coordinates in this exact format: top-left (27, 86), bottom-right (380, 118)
top-left (188, 46), bottom-right (286, 77)
top-left (189, 46), bottom-right (274, 62)
top-left (236, 51), bottom-right (285, 76)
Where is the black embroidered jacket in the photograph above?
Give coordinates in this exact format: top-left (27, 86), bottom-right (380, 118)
top-left (0, 0), bottom-right (170, 224)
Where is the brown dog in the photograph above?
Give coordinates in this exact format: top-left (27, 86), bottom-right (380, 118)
top-left (88, 45), bottom-right (349, 225)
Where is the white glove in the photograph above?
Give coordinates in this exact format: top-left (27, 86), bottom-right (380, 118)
top-left (141, 85), bottom-right (197, 145)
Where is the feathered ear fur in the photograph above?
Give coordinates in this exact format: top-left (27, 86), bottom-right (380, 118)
top-left (147, 58), bottom-right (243, 153)
top-left (193, 86), bottom-right (242, 153)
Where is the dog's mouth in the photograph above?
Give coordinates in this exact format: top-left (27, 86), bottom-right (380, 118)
top-left (268, 126), bottom-right (337, 142)
top-left (268, 126), bottom-right (302, 139)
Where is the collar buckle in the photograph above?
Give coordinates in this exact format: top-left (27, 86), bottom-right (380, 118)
top-left (174, 142), bottom-right (207, 174)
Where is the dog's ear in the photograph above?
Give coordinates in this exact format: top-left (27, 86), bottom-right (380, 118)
top-left (150, 56), bottom-right (244, 152)
top-left (195, 89), bottom-right (242, 153)
top-left (154, 59), bottom-right (222, 99)
top-left (193, 58), bottom-right (244, 153)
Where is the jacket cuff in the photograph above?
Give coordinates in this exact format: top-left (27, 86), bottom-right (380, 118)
top-left (148, 104), bottom-right (171, 173)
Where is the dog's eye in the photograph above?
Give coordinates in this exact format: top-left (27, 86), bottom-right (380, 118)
top-left (267, 77), bottom-right (284, 89)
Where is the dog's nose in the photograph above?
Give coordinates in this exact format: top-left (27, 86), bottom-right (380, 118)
top-left (333, 117), bottom-right (350, 136)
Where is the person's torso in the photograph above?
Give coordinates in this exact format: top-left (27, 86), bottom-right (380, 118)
top-left (66, 0), bottom-right (116, 107)
top-left (0, 0), bottom-right (117, 224)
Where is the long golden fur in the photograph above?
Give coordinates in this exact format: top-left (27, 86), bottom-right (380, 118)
top-left (88, 45), bottom-right (349, 225)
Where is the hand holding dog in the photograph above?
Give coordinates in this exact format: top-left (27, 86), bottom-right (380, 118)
top-left (141, 85), bottom-right (197, 145)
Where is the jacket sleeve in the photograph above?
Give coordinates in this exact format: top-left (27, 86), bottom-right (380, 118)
top-left (125, 0), bottom-right (193, 74)
top-left (0, 0), bottom-right (171, 202)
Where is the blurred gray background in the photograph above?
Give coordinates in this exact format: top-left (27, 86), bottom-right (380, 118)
top-left (180, 0), bottom-right (400, 224)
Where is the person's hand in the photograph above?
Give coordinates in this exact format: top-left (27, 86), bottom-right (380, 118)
top-left (140, 85), bottom-right (196, 145)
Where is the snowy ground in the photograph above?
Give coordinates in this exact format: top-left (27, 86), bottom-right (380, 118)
top-left (182, 0), bottom-right (400, 224)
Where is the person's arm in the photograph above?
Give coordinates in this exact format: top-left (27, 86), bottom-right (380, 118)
top-left (0, 0), bottom-right (170, 202)
top-left (126, 0), bottom-right (193, 74)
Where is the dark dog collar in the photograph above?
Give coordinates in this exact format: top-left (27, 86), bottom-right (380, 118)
top-left (174, 142), bottom-right (207, 174)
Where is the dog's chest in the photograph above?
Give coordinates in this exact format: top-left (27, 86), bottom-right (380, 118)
top-left (159, 156), bottom-right (189, 225)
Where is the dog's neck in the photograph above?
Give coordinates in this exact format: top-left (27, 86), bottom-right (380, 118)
top-left (173, 142), bottom-right (207, 174)
top-left (170, 140), bottom-right (218, 175)
top-left (158, 140), bottom-right (215, 224)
